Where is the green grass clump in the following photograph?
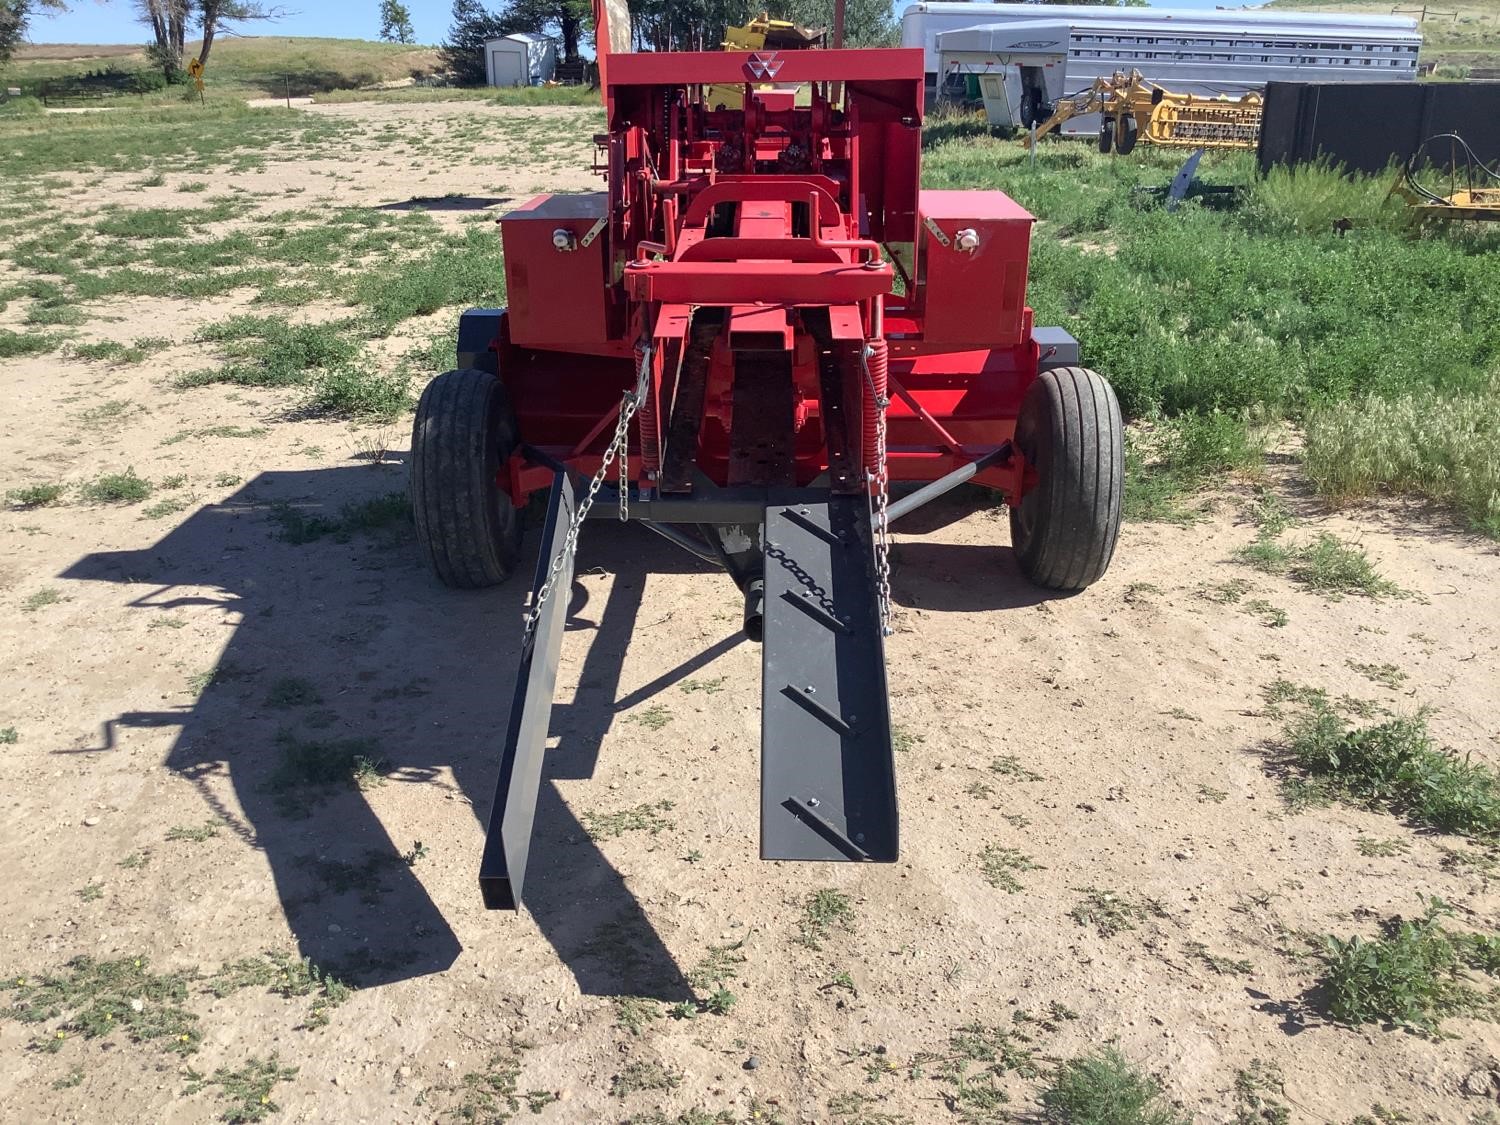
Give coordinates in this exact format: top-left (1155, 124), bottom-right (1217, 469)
top-left (356, 226), bottom-right (504, 332)
top-left (79, 468), bottom-right (152, 504)
top-left (1319, 899), bottom-right (1500, 1033)
top-left (6, 482), bottom-right (65, 508)
top-left (1303, 383), bottom-right (1500, 538)
top-left (1040, 1048), bottom-right (1186, 1125)
top-left (267, 730), bottom-right (386, 814)
top-left (1236, 532), bottom-right (1399, 598)
top-left (1283, 706), bottom-right (1500, 838)
top-left (182, 317), bottom-right (360, 389)
top-left (1125, 411), bottom-right (1261, 522)
top-left (0, 329), bottom-right (58, 357)
top-left (305, 363), bottom-right (411, 420)
top-left (1242, 159), bottom-right (1412, 237)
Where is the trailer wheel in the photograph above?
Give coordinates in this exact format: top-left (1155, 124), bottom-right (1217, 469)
top-left (1116, 114), bottom-right (1140, 155)
top-left (1009, 367), bottom-right (1123, 592)
top-left (1098, 119), bottom-right (1113, 154)
top-left (411, 367), bottom-right (523, 589)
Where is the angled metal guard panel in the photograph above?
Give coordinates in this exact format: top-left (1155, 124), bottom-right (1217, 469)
top-left (479, 473), bottom-right (577, 910)
top-left (760, 496), bottom-right (898, 863)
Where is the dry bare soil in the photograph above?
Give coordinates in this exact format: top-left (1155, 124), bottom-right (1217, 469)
top-left (2, 101), bottom-right (1499, 1124)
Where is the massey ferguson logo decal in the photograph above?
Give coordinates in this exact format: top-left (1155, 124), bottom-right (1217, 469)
top-left (744, 52), bottom-right (784, 80)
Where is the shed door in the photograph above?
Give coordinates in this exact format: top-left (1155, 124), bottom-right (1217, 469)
top-left (492, 49), bottom-right (524, 86)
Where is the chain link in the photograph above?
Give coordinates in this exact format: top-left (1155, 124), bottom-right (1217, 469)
top-left (861, 346), bottom-right (893, 637)
top-left (522, 344), bottom-right (652, 645)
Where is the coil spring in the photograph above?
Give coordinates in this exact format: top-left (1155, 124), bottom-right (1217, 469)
top-left (862, 338), bottom-right (888, 474)
top-left (635, 340), bottom-right (660, 476)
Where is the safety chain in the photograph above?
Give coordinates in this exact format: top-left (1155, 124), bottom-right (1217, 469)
top-left (861, 346), bottom-right (893, 637)
top-left (522, 344), bottom-right (652, 645)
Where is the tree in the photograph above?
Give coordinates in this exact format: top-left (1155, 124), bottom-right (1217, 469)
top-left (379, 0), bottom-right (415, 44)
top-left (773, 0), bottom-right (895, 48)
top-left (1, 0), bottom-right (66, 66)
top-left (135, 1), bottom-right (279, 82)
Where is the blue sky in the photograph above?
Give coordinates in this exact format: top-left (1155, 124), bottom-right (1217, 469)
top-left (31, 0), bottom-right (1236, 47)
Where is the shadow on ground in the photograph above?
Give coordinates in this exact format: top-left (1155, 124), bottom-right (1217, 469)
top-left (377, 195), bottom-right (512, 212)
top-left (58, 461), bottom-right (1053, 996)
top-left (59, 456), bottom-right (724, 1000)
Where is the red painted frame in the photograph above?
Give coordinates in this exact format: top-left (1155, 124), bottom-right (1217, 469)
top-left (490, 2), bottom-right (1044, 509)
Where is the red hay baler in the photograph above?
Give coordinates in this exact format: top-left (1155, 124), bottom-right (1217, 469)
top-left (409, 2), bottom-right (1124, 911)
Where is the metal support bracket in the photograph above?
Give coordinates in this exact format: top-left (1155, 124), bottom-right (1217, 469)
top-left (479, 472), bottom-right (577, 911)
top-left (760, 496), bottom-right (898, 863)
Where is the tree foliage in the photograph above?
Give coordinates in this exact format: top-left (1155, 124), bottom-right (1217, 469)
top-left (442, 0), bottom-right (588, 85)
top-left (135, 1), bottom-right (279, 81)
top-left (1, 0), bottom-right (66, 66)
top-left (378, 0), bottom-right (416, 44)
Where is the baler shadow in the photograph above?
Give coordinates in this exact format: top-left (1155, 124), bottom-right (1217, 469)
top-left (891, 541), bottom-right (1061, 612)
top-left (57, 462), bottom-right (718, 1000)
top-left (378, 195), bottom-right (512, 212)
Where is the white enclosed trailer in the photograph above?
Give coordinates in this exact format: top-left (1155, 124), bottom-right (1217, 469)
top-left (908, 3), bottom-right (1420, 133)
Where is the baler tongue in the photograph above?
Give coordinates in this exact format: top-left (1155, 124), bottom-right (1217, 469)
top-left (761, 497), bottom-right (898, 862)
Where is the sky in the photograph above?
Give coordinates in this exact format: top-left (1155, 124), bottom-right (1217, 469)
top-left (29, 0), bottom-right (1240, 47)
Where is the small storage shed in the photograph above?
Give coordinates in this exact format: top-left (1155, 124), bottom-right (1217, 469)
top-left (484, 34), bottom-right (558, 87)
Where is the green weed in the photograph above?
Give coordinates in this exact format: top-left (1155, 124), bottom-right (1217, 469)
top-left (265, 677), bottom-right (321, 708)
top-left (6, 482), bottom-right (65, 508)
top-left (184, 1056), bottom-right (297, 1124)
top-left (267, 730), bottom-right (387, 814)
top-left (909, 1022), bottom-right (1039, 1119)
top-left (1318, 899), bottom-right (1500, 1032)
top-left (796, 888), bottom-right (855, 950)
top-left (2, 955), bottom-right (201, 1055)
top-left (614, 996), bottom-right (662, 1036)
top-left (978, 845), bottom-right (1042, 893)
top-left (583, 800), bottom-right (675, 839)
top-left (79, 468), bottom-right (152, 504)
top-left (0, 329), bottom-right (59, 357)
top-left (1281, 706), bottom-right (1500, 837)
top-left (626, 704), bottom-right (673, 731)
top-left (612, 1060), bottom-right (682, 1097)
top-left (1357, 836), bottom-right (1411, 858)
top-left (1184, 941), bottom-right (1252, 975)
top-left (989, 754), bottom-right (1043, 782)
top-left (1236, 533), bottom-right (1400, 598)
top-left (166, 821), bottom-right (222, 843)
top-left (1070, 889), bottom-right (1147, 938)
top-left (0, 727), bottom-right (17, 744)
top-left (1040, 1047), bottom-right (1186, 1125)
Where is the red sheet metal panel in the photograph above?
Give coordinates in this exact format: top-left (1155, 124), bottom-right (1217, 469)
top-left (500, 193), bottom-right (612, 352)
top-left (918, 190), bottom-right (1034, 348)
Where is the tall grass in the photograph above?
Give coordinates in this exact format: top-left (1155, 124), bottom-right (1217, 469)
top-left (920, 139), bottom-right (1500, 531)
top-left (1303, 384), bottom-right (1500, 536)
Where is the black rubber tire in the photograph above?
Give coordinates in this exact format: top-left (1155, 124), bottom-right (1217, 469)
top-left (1116, 114), bottom-right (1139, 155)
top-left (410, 368), bottom-right (523, 589)
top-left (1009, 367), bottom-right (1124, 592)
top-left (1098, 119), bottom-right (1113, 154)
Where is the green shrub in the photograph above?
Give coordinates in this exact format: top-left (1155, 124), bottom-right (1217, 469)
top-left (79, 468), bottom-right (152, 504)
top-left (1284, 707), bottom-right (1500, 837)
top-left (1041, 1048), bottom-right (1186, 1125)
top-left (1320, 900), bottom-right (1500, 1032)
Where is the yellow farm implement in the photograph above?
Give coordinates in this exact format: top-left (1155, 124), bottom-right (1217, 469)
top-left (1026, 69), bottom-right (1263, 154)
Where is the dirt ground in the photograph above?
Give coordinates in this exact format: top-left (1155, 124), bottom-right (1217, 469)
top-left (2, 100), bottom-right (1499, 1124)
